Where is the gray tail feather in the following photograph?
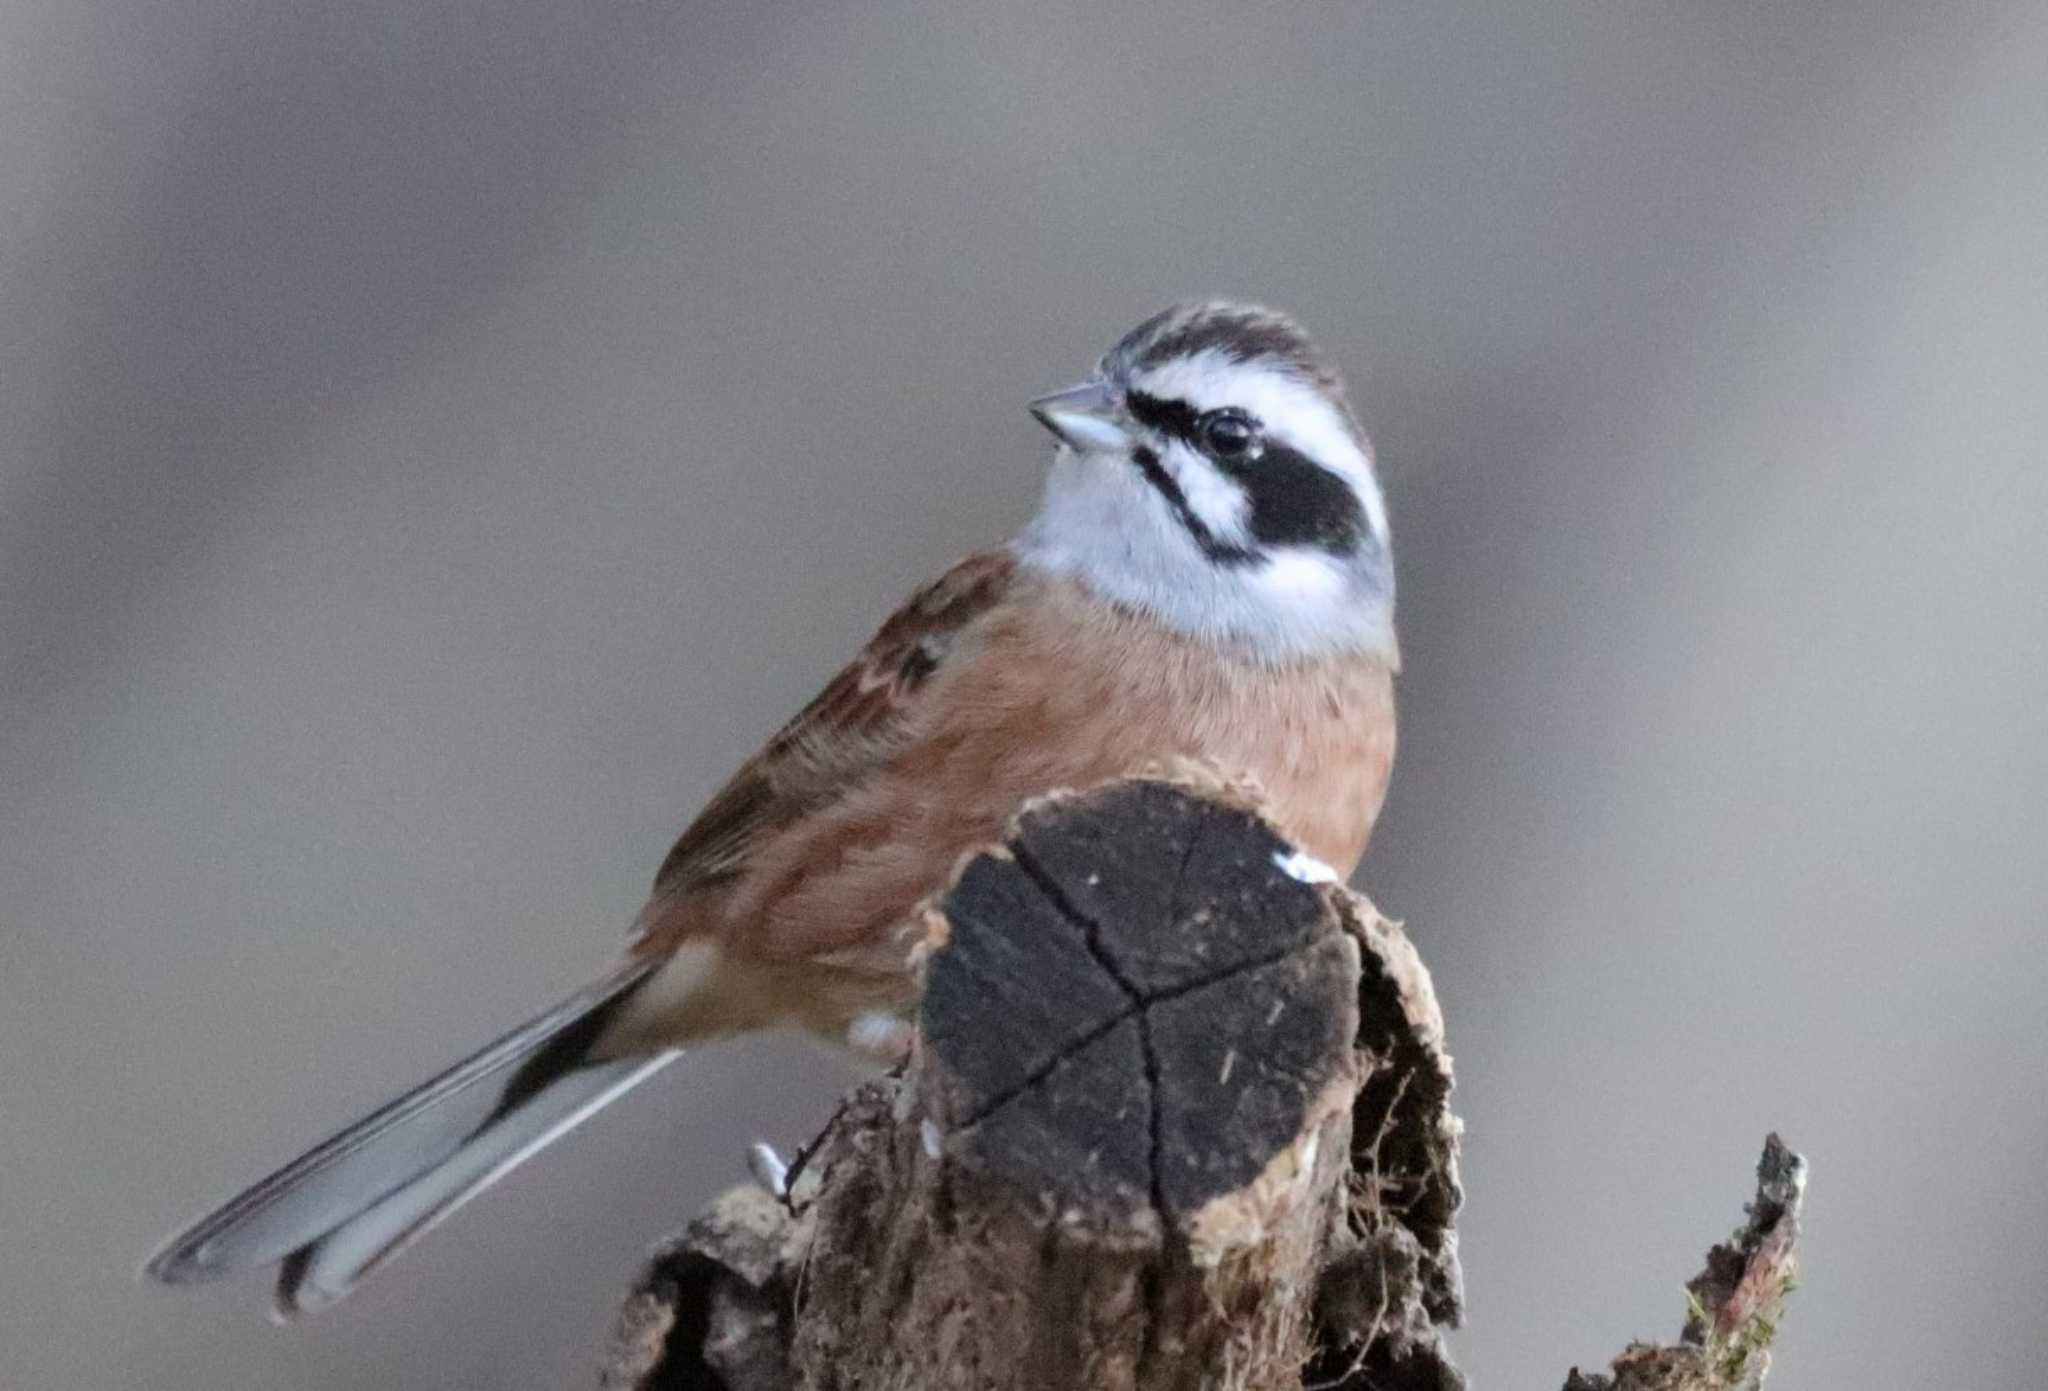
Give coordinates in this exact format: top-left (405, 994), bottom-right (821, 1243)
top-left (272, 1049), bottom-right (677, 1317)
top-left (143, 959), bottom-right (674, 1311)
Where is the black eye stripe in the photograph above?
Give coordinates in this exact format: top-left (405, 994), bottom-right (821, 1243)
top-left (1127, 391), bottom-right (1260, 469)
top-left (1125, 391), bottom-right (1368, 559)
top-left (1125, 390), bottom-right (1202, 443)
top-left (1238, 442), bottom-right (1368, 555)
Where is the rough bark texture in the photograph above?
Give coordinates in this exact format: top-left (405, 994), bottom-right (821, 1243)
top-left (1561, 1135), bottom-right (1806, 1391)
top-left (594, 776), bottom-right (1801, 1391)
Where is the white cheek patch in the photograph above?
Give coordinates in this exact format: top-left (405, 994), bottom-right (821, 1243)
top-left (1132, 351), bottom-right (1389, 546)
top-left (1255, 549), bottom-right (1348, 601)
top-left (1167, 442), bottom-right (1252, 545)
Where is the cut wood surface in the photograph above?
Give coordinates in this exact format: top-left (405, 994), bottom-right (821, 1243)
top-left (593, 776), bottom-right (1801, 1391)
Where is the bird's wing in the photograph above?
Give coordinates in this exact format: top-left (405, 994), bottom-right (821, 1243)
top-left (641, 547), bottom-right (1019, 907)
top-left (145, 548), bottom-right (1022, 1311)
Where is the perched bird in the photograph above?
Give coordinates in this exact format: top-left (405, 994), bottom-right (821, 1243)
top-left (143, 301), bottom-right (1400, 1316)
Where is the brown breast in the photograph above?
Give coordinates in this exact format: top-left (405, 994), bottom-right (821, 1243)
top-left (631, 570), bottom-right (1395, 1043)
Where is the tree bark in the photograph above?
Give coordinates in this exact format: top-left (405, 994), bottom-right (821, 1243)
top-left (1561, 1134), bottom-right (1805, 1391)
top-left (593, 775), bottom-right (1801, 1391)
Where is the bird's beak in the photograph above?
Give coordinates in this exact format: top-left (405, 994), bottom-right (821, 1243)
top-left (1029, 380), bottom-right (1135, 453)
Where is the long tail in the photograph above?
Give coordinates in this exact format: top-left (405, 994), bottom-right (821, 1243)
top-left (143, 959), bottom-right (679, 1317)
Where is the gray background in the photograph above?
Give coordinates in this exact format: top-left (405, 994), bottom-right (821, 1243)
top-left (4, 2), bottom-right (2044, 1387)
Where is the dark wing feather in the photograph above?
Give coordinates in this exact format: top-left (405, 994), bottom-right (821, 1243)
top-left (646, 548), bottom-right (1016, 901)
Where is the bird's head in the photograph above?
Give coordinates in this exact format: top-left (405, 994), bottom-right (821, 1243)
top-left (1020, 302), bottom-right (1394, 662)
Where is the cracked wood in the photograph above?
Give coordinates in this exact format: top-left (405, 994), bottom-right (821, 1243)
top-left (920, 779), bottom-right (1360, 1242)
top-left (598, 776), bottom-right (1468, 1391)
top-left (791, 778), bottom-right (1372, 1391)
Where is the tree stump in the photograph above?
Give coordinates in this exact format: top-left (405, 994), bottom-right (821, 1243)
top-left (594, 776), bottom-right (1802, 1391)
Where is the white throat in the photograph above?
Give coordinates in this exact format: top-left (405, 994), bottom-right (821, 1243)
top-left (1013, 444), bottom-right (1397, 664)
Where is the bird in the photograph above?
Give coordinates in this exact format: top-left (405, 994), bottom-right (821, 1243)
top-left (142, 300), bottom-right (1400, 1317)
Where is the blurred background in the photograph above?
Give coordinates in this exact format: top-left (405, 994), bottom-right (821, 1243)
top-left (4, 1), bottom-right (2044, 1386)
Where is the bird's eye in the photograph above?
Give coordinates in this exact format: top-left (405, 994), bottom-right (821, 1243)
top-left (1200, 410), bottom-right (1257, 459)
